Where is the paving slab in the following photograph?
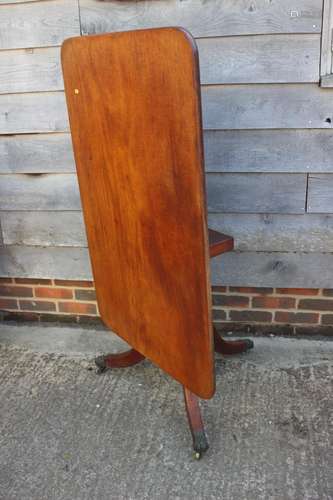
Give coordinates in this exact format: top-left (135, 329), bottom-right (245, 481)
top-left (0, 323), bottom-right (332, 500)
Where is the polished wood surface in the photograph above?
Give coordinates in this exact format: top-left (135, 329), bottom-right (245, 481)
top-left (95, 349), bottom-right (145, 374)
top-left (183, 387), bottom-right (209, 458)
top-left (62, 28), bottom-right (214, 398)
top-left (208, 229), bottom-right (234, 257)
top-left (213, 327), bottom-right (254, 355)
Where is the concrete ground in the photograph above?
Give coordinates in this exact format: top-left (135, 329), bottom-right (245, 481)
top-left (0, 323), bottom-right (332, 500)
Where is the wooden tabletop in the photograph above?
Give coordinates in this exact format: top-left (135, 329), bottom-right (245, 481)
top-left (62, 28), bottom-right (215, 398)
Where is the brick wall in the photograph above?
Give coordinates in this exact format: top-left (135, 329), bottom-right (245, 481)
top-left (0, 278), bottom-right (98, 323)
top-left (211, 286), bottom-right (333, 335)
top-left (1, 278), bottom-right (333, 334)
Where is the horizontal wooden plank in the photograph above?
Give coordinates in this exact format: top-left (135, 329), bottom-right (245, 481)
top-left (0, 0), bottom-right (80, 50)
top-left (4, 210), bottom-right (333, 253)
top-left (80, 0), bottom-right (322, 37)
top-left (0, 47), bottom-right (63, 94)
top-left (204, 129), bottom-right (333, 173)
top-left (0, 92), bottom-right (69, 134)
top-left (0, 133), bottom-right (74, 173)
top-left (208, 213), bottom-right (333, 252)
top-left (320, 74), bottom-right (333, 87)
top-left (0, 1), bottom-right (40, 3)
top-left (1, 211), bottom-right (86, 247)
top-left (0, 174), bottom-right (81, 210)
top-left (3, 84), bottom-right (333, 135)
top-left (1, 245), bottom-right (333, 287)
top-left (0, 245), bottom-right (92, 280)
top-left (0, 34), bottom-right (319, 95)
top-left (206, 174), bottom-right (306, 214)
top-left (197, 34), bottom-right (320, 84)
top-left (211, 252), bottom-right (333, 287)
top-left (202, 84), bottom-right (333, 129)
top-left (1, 173), bottom-right (306, 214)
top-left (3, 129), bottom-right (333, 175)
top-left (307, 174), bottom-right (333, 213)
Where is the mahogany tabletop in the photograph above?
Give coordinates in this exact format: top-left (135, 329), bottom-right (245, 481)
top-left (61, 27), bottom-right (215, 398)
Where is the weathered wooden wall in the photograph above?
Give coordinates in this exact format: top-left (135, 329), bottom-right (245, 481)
top-left (1, 0), bottom-right (333, 287)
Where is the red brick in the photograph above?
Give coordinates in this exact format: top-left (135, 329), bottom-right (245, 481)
top-left (35, 287), bottom-right (73, 299)
top-left (298, 299), bottom-right (333, 311)
top-left (212, 309), bottom-right (227, 321)
top-left (275, 311), bottom-right (319, 324)
top-left (54, 280), bottom-right (94, 288)
top-left (20, 300), bottom-right (56, 312)
top-left (0, 285), bottom-right (33, 298)
top-left (0, 278), bottom-right (13, 284)
top-left (74, 289), bottom-right (96, 301)
top-left (252, 297), bottom-right (295, 309)
top-left (15, 278), bottom-right (52, 285)
top-left (2, 311), bottom-right (40, 322)
top-left (229, 310), bottom-right (272, 323)
top-left (0, 298), bottom-right (18, 310)
top-left (211, 286), bottom-right (227, 293)
top-left (276, 288), bottom-right (319, 296)
top-left (212, 295), bottom-right (249, 307)
top-left (229, 287), bottom-right (273, 294)
top-left (321, 314), bottom-right (333, 325)
top-left (39, 313), bottom-right (78, 323)
top-left (78, 315), bottom-right (103, 325)
top-left (58, 302), bottom-right (97, 315)
top-left (294, 325), bottom-right (333, 336)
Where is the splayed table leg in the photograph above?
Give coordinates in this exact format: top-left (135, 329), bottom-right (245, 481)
top-left (214, 326), bottom-right (254, 355)
top-left (183, 386), bottom-right (209, 459)
top-left (95, 349), bottom-right (145, 373)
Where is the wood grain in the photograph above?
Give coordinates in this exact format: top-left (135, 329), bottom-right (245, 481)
top-left (206, 174), bottom-right (306, 214)
top-left (1, 172), bottom-right (306, 214)
top-left (0, 47), bottom-right (63, 94)
top-left (4, 211), bottom-right (333, 252)
top-left (204, 129), bottom-right (333, 173)
top-left (197, 34), bottom-right (320, 84)
top-left (0, 173), bottom-right (306, 214)
top-left (1, 0), bottom-right (331, 290)
top-left (62, 28), bottom-right (214, 398)
top-left (0, 0), bottom-right (40, 3)
top-left (208, 213), bottom-right (333, 252)
top-left (0, 245), bottom-right (92, 280)
top-left (0, 93), bottom-right (69, 134)
top-left (3, 84), bottom-right (332, 136)
top-left (1, 211), bottom-right (86, 247)
top-left (208, 229), bottom-right (234, 257)
top-left (320, 0), bottom-right (333, 77)
top-left (80, 0), bottom-right (322, 37)
top-left (0, 133), bottom-right (74, 173)
top-left (2, 129), bottom-right (333, 175)
top-left (211, 252), bottom-right (333, 288)
top-left (0, 34), bottom-right (319, 96)
top-left (202, 84), bottom-right (333, 129)
top-left (0, 174), bottom-right (81, 211)
top-left (2, 245), bottom-right (333, 288)
top-left (307, 174), bottom-right (333, 213)
top-left (0, 0), bottom-right (80, 50)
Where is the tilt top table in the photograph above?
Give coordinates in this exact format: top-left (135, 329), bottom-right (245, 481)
top-left (61, 27), bottom-right (253, 458)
